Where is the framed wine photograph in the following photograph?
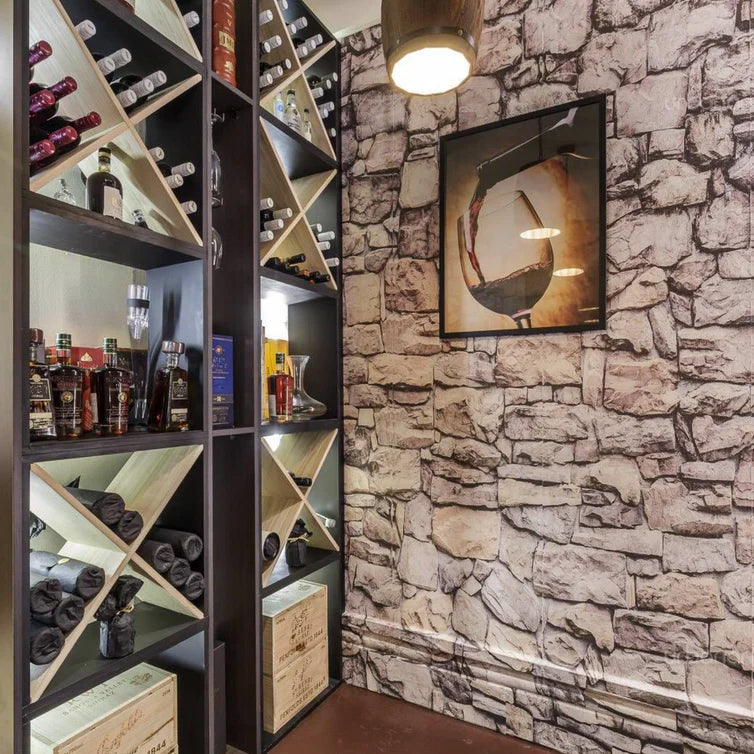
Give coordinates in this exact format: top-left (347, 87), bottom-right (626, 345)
top-left (440, 95), bottom-right (607, 338)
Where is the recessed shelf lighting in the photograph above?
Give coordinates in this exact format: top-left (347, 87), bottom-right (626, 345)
top-left (553, 267), bottom-right (584, 277)
top-left (520, 227), bottom-right (561, 240)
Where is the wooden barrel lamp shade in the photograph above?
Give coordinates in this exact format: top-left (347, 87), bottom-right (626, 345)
top-left (381, 0), bottom-right (484, 95)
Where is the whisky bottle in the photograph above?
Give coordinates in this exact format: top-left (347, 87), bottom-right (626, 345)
top-left (29, 329), bottom-right (56, 440)
top-left (267, 352), bottom-right (293, 423)
top-left (86, 147), bottom-right (123, 219)
top-left (148, 341), bottom-right (190, 432)
top-left (49, 333), bottom-right (84, 439)
top-left (91, 338), bottom-right (131, 436)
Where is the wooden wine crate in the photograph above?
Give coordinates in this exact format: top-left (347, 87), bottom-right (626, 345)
top-left (263, 639), bottom-right (329, 734)
top-left (30, 663), bottom-right (177, 754)
top-left (262, 580), bottom-right (327, 676)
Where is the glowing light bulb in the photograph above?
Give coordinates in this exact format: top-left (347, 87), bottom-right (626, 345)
top-left (390, 47), bottom-right (471, 96)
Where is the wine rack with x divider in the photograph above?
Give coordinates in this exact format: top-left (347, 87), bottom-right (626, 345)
top-left (28, 444), bottom-right (204, 702)
top-left (29, 0), bottom-right (203, 245)
top-left (258, 0), bottom-right (338, 288)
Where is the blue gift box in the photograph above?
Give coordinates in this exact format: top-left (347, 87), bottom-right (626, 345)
top-left (212, 334), bottom-right (234, 429)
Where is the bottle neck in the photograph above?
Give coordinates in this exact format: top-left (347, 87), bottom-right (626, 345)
top-left (56, 348), bottom-right (72, 365)
top-left (165, 353), bottom-right (179, 369)
top-left (29, 343), bottom-right (40, 364)
top-left (104, 350), bottom-right (117, 366)
top-left (98, 156), bottom-right (111, 173)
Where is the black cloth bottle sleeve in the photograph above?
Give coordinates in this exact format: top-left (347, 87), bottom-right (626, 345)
top-left (167, 557), bottom-right (191, 587)
top-left (47, 556), bottom-right (105, 600)
top-left (65, 486), bottom-right (126, 526)
top-left (32, 592), bottom-right (85, 634)
top-left (262, 531), bottom-right (280, 562)
top-left (99, 613), bottom-right (135, 659)
top-left (151, 527), bottom-right (203, 562)
top-left (29, 571), bottom-right (62, 614)
top-left (137, 540), bottom-right (175, 573)
top-left (112, 575), bottom-right (143, 610)
top-left (94, 593), bottom-right (118, 622)
top-left (110, 510), bottom-right (144, 543)
top-left (181, 571), bottom-right (205, 601)
top-left (29, 620), bottom-right (65, 665)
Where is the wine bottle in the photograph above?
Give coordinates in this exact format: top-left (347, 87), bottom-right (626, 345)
top-left (29, 139), bottom-right (55, 174)
top-left (32, 592), bottom-right (84, 634)
top-left (310, 85), bottom-right (325, 100)
top-left (111, 77), bottom-right (154, 112)
top-left (278, 0), bottom-right (289, 10)
top-left (184, 10), bottom-right (200, 28)
top-left (182, 571), bottom-right (205, 601)
top-left (325, 257), bottom-right (340, 268)
top-left (74, 19), bottom-right (96, 40)
top-left (34, 126), bottom-right (77, 165)
top-left (288, 16), bottom-right (307, 34)
top-left (37, 554), bottom-right (105, 600)
top-left (65, 486), bottom-right (126, 526)
top-left (29, 621), bottom-right (64, 665)
top-left (304, 33), bottom-right (323, 52)
top-left (261, 59), bottom-right (292, 80)
top-left (181, 200), bottom-right (198, 215)
top-left (33, 112), bottom-right (102, 157)
top-left (29, 76), bottom-right (77, 125)
top-left (262, 218), bottom-right (284, 232)
top-left (317, 231), bottom-right (335, 242)
top-left (261, 207), bottom-right (292, 222)
top-left (259, 9), bottom-right (273, 25)
top-left (308, 75), bottom-right (334, 91)
top-left (113, 87), bottom-right (138, 110)
top-left (262, 531), bottom-right (280, 562)
top-left (317, 240), bottom-right (331, 251)
top-left (260, 197), bottom-right (274, 211)
top-left (86, 147), bottom-right (123, 219)
top-left (320, 72), bottom-right (338, 86)
top-left (292, 36), bottom-right (310, 58)
top-left (150, 527), bottom-right (203, 561)
top-left (29, 572), bottom-right (62, 615)
top-left (148, 146), bottom-right (165, 161)
top-left (167, 557), bottom-right (191, 587)
top-left (260, 230), bottom-right (274, 243)
top-left (110, 510), bottom-right (143, 543)
top-left (29, 41), bottom-right (52, 72)
top-left (93, 48), bottom-right (131, 81)
top-left (260, 72), bottom-right (274, 88)
top-left (99, 613), bottom-right (135, 659)
top-left (310, 222), bottom-right (322, 233)
top-left (137, 540), bottom-right (175, 573)
top-left (157, 162), bottom-right (186, 190)
top-left (171, 161), bottom-right (196, 177)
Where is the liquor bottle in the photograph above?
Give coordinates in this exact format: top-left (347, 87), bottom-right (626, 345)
top-left (91, 338), bottom-right (131, 436)
top-left (29, 328), bottom-right (56, 441)
top-left (53, 178), bottom-right (75, 205)
top-left (29, 77), bottom-right (77, 125)
top-left (74, 20), bottom-right (97, 40)
top-left (86, 147), bottom-right (123, 219)
top-left (261, 207), bottom-right (292, 222)
top-left (29, 139), bottom-right (55, 175)
top-left (133, 208), bottom-right (148, 228)
top-left (288, 16), bottom-right (307, 34)
top-left (283, 89), bottom-right (301, 132)
top-left (184, 11), bottom-right (200, 28)
top-left (29, 126), bottom-right (77, 169)
top-left (148, 341), bottom-right (190, 432)
top-left (302, 108), bottom-right (313, 141)
top-left (273, 91), bottom-right (284, 121)
top-left (259, 9), bottom-right (273, 25)
top-left (92, 48), bottom-right (131, 81)
top-left (49, 333), bottom-right (84, 439)
top-left (29, 41), bottom-right (52, 75)
top-left (267, 352), bottom-right (292, 423)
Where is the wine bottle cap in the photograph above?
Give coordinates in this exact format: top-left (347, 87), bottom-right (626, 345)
top-left (75, 20), bottom-right (96, 40)
top-left (116, 89), bottom-right (138, 107)
top-left (181, 200), bottom-right (198, 214)
top-left (103, 337), bottom-right (118, 350)
top-left (97, 57), bottom-right (116, 75)
top-left (261, 73), bottom-right (273, 87)
top-left (166, 173), bottom-right (184, 189)
top-left (53, 76), bottom-right (78, 96)
top-left (48, 126), bottom-right (77, 147)
top-left (29, 90), bottom-right (56, 112)
top-left (129, 78), bottom-right (155, 98)
top-left (172, 161), bottom-right (195, 176)
top-left (99, 146), bottom-right (112, 156)
top-left (76, 111), bottom-right (102, 131)
top-left (184, 11), bottom-right (200, 27)
top-left (148, 146), bottom-right (165, 161)
top-left (161, 340), bottom-right (185, 355)
top-left (29, 40), bottom-right (53, 65)
top-left (29, 139), bottom-right (55, 160)
top-left (260, 9), bottom-right (273, 23)
top-left (30, 328), bottom-right (44, 344)
top-left (109, 48), bottom-right (132, 67)
top-left (146, 70), bottom-right (167, 88)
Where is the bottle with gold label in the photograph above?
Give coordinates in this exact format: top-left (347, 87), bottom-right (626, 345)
top-left (49, 333), bottom-right (83, 439)
top-left (148, 341), bottom-right (190, 432)
top-left (29, 328), bottom-right (56, 440)
top-left (267, 352), bottom-right (293, 423)
top-left (91, 337), bottom-right (131, 436)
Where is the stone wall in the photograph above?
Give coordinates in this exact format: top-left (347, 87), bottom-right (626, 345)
top-left (340, 1), bottom-right (753, 751)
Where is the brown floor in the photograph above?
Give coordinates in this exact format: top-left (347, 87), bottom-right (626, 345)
top-left (266, 684), bottom-right (554, 754)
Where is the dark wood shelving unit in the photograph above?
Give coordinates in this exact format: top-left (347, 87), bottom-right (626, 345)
top-left (5, 0), bottom-right (342, 751)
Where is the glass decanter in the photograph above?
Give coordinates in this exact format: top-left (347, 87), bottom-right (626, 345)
top-left (290, 355), bottom-right (326, 421)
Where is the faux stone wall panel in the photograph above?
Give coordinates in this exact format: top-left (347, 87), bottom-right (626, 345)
top-left (341, 4), bottom-right (753, 752)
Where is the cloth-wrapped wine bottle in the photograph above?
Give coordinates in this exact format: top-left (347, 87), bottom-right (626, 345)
top-left (110, 510), bottom-right (144, 543)
top-left (150, 527), bottom-right (203, 562)
top-left (182, 571), bottom-right (205, 601)
top-left (137, 540), bottom-right (175, 573)
top-left (29, 620), bottom-right (64, 665)
top-left (32, 592), bottom-right (85, 634)
top-left (99, 613), bottom-right (135, 659)
top-left (65, 486), bottom-right (126, 526)
top-left (167, 557), bottom-right (191, 588)
top-left (32, 552), bottom-right (105, 600)
top-left (29, 571), bottom-right (62, 615)
top-left (94, 593), bottom-right (118, 622)
top-left (112, 575), bottom-right (143, 609)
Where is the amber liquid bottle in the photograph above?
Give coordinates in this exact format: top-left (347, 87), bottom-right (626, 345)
top-left (92, 338), bottom-right (131, 436)
top-left (148, 341), bottom-right (190, 432)
top-left (49, 333), bottom-right (84, 439)
top-left (267, 352), bottom-right (293, 423)
top-left (86, 146), bottom-right (123, 220)
top-left (29, 328), bottom-right (57, 440)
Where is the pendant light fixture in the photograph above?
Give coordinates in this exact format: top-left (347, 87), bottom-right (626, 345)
top-left (382, 0), bottom-right (484, 96)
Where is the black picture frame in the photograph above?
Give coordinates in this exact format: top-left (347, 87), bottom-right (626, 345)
top-left (439, 94), bottom-right (607, 339)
